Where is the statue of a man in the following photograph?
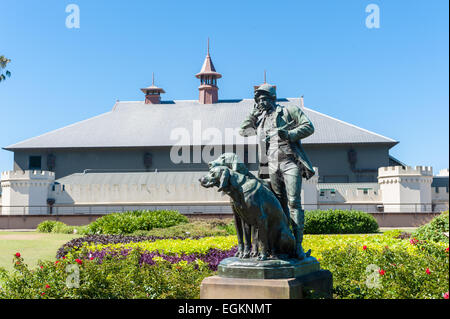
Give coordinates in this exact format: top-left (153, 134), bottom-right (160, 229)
top-left (239, 83), bottom-right (315, 260)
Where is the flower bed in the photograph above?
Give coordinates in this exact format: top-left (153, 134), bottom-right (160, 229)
top-left (1, 233), bottom-right (448, 299)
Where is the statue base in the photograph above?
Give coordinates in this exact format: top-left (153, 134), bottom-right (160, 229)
top-left (201, 257), bottom-right (333, 299)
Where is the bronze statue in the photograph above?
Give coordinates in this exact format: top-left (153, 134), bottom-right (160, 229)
top-left (199, 165), bottom-right (296, 260)
top-left (239, 83), bottom-right (315, 260)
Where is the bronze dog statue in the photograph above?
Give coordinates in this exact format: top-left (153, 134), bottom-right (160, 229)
top-left (208, 153), bottom-right (258, 258)
top-left (199, 165), bottom-right (296, 260)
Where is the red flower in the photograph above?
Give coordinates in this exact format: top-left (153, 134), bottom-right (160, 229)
top-left (62, 256), bottom-right (66, 259)
top-left (40, 266), bottom-right (44, 269)
top-left (15, 252), bottom-right (21, 258)
top-left (410, 238), bottom-right (419, 245)
top-left (426, 268), bottom-right (431, 275)
top-left (75, 259), bottom-right (83, 265)
top-left (55, 260), bottom-right (59, 265)
top-left (379, 269), bottom-right (385, 276)
top-left (41, 292), bottom-right (45, 296)
top-left (446, 247), bottom-right (449, 253)
top-left (45, 284), bottom-right (50, 289)
top-left (89, 257), bottom-right (94, 260)
top-left (444, 292), bottom-right (449, 299)
top-left (363, 245), bottom-right (367, 250)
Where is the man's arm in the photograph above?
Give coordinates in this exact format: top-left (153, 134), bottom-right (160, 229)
top-left (239, 105), bottom-right (263, 137)
top-left (285, 105), bottom-right (314, 142)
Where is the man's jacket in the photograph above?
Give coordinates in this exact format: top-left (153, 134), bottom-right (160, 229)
top-left (239, 104), bottom-right (315, 180)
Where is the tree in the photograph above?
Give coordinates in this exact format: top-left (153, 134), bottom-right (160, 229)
top-left (0, 55), bottom-right (11, 82)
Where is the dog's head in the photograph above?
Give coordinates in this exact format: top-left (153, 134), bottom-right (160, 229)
top-left (208, 153), bottom-right (248, 175)
top-left (199, 166), bottom-right (232, 192)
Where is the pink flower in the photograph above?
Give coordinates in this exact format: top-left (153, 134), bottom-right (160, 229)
top-left (410, 238), bottom-right (419, 245)
top-left (379, 269), bottom-right (385, 276)
top-left (15, 252), bottom-right (21, 258)
top-left (45, 284), bottom-right (50, 289)
top-left (426, 268), bottom-right (431, 275)
top-left (363, 245), bottom-right (367, 250)
top-left (444, 292), bottom-right (449, 299)
top-left (89, 257), bottom-right (94, 260)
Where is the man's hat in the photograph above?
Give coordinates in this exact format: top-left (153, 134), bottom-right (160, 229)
top-left (254, 83), bottom-right (276, 100)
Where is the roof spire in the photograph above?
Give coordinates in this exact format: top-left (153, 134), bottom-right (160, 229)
top-left (196, 39), bottom-right (222, 104)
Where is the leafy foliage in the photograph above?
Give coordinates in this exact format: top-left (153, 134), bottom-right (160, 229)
top-left (305, 209), bottom-right (379, 234)
top-left (86, 210), bottom-right (188, 235)
top-left (0, 251), bottom-right (214, 299)
top-left (0, 55), bottom-right (11, 82)
top-left (321, 240), bottom-right (449, 299)
top-left (412, 211), bottom-right (449, 243)
top-left (36, 220), bottom-right (88, 235)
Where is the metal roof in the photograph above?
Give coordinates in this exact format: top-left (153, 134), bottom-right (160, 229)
top-left (4, 98), bottom-right (398, 150)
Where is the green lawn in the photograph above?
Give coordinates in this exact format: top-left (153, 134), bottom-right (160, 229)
top-left (0, 231), bottom-right (81, 272)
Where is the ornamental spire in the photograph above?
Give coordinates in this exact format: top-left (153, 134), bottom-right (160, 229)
top-left (196, 39), bottom-right (222, 104)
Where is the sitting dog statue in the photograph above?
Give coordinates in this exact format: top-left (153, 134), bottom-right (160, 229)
top-left (208, 153), bottom-right (259, 258)
top-left (199, 165), bottom-right (296, 260)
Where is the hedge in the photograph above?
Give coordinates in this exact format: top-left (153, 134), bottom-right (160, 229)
top-left (304, 209), bottom-right (379, 234)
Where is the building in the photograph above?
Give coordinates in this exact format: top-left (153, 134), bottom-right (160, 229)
top-left (1, 44), bottom-right (448, 216)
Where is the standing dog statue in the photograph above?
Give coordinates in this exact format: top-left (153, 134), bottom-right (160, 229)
top-left (208, 153), bottom-right (260, 258)
top-left (199, 164), bottom-right (296, 260)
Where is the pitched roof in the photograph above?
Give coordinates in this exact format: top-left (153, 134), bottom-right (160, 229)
top-left (4, 98), bottom-right (398, 150)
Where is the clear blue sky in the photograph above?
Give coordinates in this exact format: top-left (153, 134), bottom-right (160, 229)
top-left (0, 0), bottom-right (448, 173)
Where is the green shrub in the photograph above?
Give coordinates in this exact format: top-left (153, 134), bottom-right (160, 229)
top-left (87, 210), bottom-right (188, 235)
top-left (36, 220), bottom-right (60, 233)
top-left (413, 211), bottom-right (449, 243)
top-left (0, 250), bottom-right (213, 299)
top-left (36, 220), bottom-right (88, 235)
top-left (132, 220), bottom-right (229, 237)
top-left (321, 240), bottom-right (449, 299)
top-left (305, 209), bottom-right (379, 234)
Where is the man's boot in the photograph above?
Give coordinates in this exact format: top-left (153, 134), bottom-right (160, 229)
top-left (291, 208), bottom-right (311, 260)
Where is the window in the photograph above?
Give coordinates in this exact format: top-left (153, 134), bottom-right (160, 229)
top-left (29, 156), bottom-right (42, 170)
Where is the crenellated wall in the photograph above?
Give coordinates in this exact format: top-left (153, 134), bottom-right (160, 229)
top-left (0, 170), bottom-right (55, 215)
top-left (378, 166), bottom-right (433, 212)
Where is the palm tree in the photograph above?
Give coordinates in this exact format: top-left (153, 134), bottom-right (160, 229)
top-left (0, 55), bottom-right (11, 82)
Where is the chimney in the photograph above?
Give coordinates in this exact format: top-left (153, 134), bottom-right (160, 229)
top-left (300, 95), bottom-right (305, 108)
top-left (254, 70), bottom-right (276, 93)
top-left (196, 39), bottom-right (222, 104)
top-left (141, 73), bottom-right (165, 104)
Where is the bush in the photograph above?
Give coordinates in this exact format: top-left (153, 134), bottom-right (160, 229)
top-left (0, 251), bottom-right (214, 299)
top-left (86, 210), bottom-right (188, 235)
top-left (305, 209), bottom-right (379, 234)
top-left (36, 220), bottom-right (60, 233)
top-left (36, 220), bottom-right (88, 235)
top-left (321, 241), bottom-right (449, 299)
top-left (132, 220), bottom-right (229, 238)
top-left (413, 211), bottom-right (449, 243)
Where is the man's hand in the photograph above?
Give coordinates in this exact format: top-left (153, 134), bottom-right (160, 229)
top-left (249, 103), bottom-right (264, 123)
top-left (277, 129), bottom-right (289, 140)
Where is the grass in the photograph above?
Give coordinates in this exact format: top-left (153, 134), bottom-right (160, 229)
top-left (0, 231), bottom-right (81, 272)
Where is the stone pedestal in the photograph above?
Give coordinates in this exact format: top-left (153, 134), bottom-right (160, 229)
top-left (201, 257), bottom-right (333, 299)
